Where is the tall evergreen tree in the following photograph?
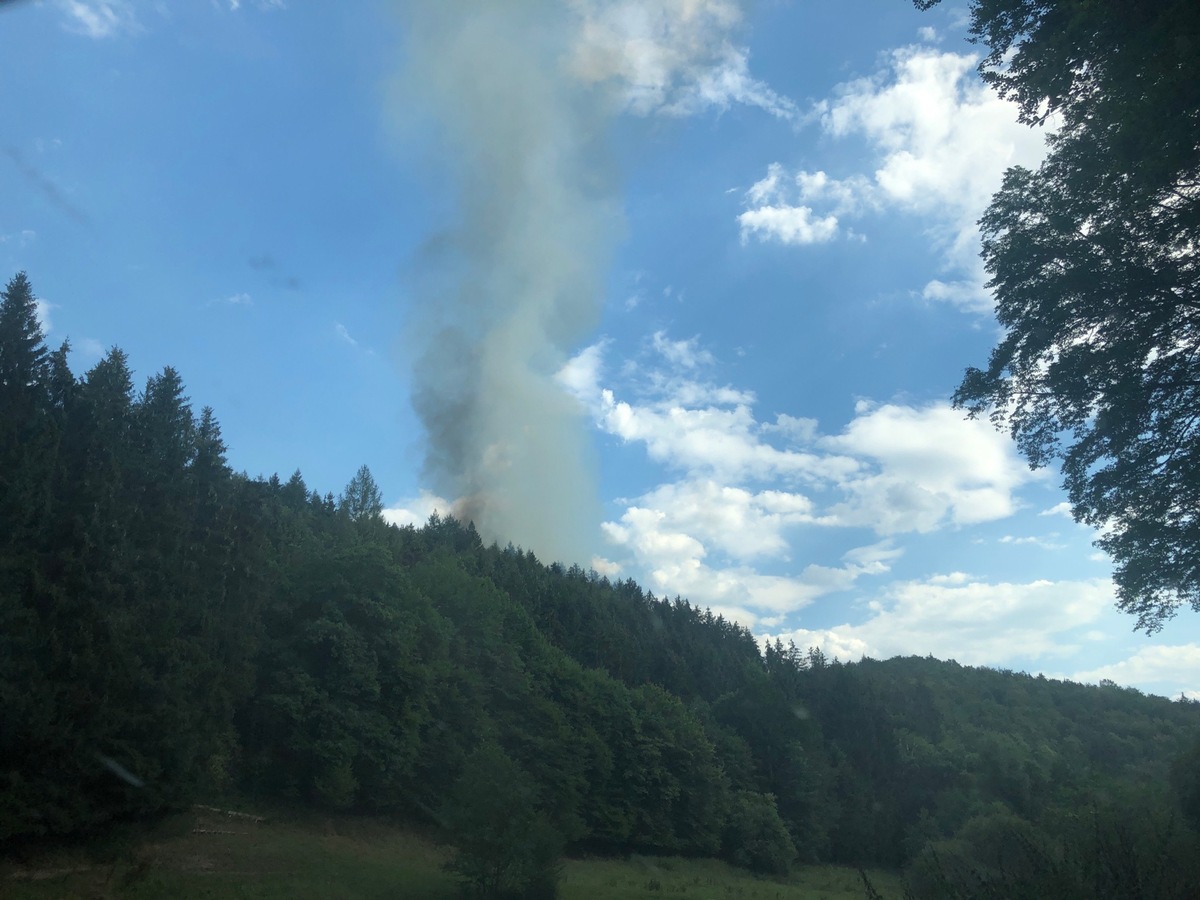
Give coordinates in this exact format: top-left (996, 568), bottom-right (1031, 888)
top-left (0, 271), bottom-right (48, 435)
top-left (0, 272), bottom-right (52, 539)
top-left (339, 463), bottom-right (384, 522)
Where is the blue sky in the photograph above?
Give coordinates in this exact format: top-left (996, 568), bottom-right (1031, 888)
top-left (4, 0), bottom-right (1198, 699)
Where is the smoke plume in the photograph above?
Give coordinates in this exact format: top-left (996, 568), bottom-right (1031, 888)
top-left (397, 1), bottom-right (620, 565)
top-left (395, 1), bottom-right (765, 565)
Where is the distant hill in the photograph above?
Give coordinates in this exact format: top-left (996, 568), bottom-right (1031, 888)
top-left (3, 271), bottom-right (1198, 898)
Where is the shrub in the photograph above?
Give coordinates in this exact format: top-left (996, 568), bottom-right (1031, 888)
top-left (441, 743), bottom-right (563, 899)
top-left (721, 791), bottom-right (796, 876)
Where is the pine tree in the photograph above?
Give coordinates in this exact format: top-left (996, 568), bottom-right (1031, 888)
top-left (0, 273), bottom-right (54, 558)
top-left (0, 272), bottom-right (48, 436)
top-left (339, 463), bottom-right (384, 522)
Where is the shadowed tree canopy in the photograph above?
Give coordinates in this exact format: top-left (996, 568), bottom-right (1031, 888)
top-left (339, 463), bottom-right (384, 522)
top-left (917, 0), bottom-right (1200, 630)
top-left (0, 272), bottom-right (47, 438)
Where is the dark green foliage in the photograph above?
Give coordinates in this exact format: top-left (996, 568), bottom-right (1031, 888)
top-left (721, 791), bottom-right (796, 875)
top-left (441, 743), bottom-right (564, 899)
top-left (338, 463), bottom-right (384, 522)
top-left (2, 271), bottom-right (1199, 882)
top-left (905, 795), bottom-right (1200, 899)
top-left (1170, 733), bottom-right (1200, 832)
top-left (0, 272), bottom-right (47, 434)
top-left (916, 0), bottom-right (1200, 629)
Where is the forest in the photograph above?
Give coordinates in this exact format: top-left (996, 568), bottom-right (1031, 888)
top-left (2, 269), bottom-right (1199, 898)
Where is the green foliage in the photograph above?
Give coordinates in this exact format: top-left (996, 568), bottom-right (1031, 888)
top-left (441, 743), bottom-right (564, 899)
top-left (1170, 733), bottom-right (1200, 831)
top-left (905, 794), bottom-right (1200, 900)
top-left (721, 791), bottom-right (796, 875)
top-left (2, 272), bottom-right (1198, 885)
top-left (338, 463), bottom-right (384, 522)
top-left (915, 0), bottom-right (1200, 629)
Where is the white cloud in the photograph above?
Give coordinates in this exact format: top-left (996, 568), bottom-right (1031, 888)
top-left (555, 339), bottom-right (608, 398)
top-left (222, 292), bottom-right (253, 306)
top-left (737, 204), bottom-right (840, 246)
top-left (568, 0), bottom-right (796, 119)
top-left (565, 339), bottom-right (1032, 534)
top-left (382, 490), bottom-right (453, 529)
top-left (602, 497), bottom-right (893, 625)
top-left (922, 274), bottom-right (993, 314)
top-left (651, 331), bottom-right (713, 369)
top-left (737, 164), bottom-right (874, 245)
top-left (739, 45), bottom-right (1049, 311)
top-left (1072, 644), bottom-right (1200, 698)
top-left (818, 47), bottom-right (1044, 217)
top-left (762, 412), bottom-right (819, 444)
top-left (591, 555), bottom-right (623, 578)
top-left (1040, 501), bottom-right (1073, 518)
top-left (615, 478), bottom-right (817, 561)
top-left (34, 299), bottom-right (54, 335)
top-left (766, 575), bottom-right (1116, 665)
top-left (558, 337), bottom-right (1044, 630)
top-left (334, 322), bottom-right (358, 347)
top-left (58, 0), bottom-right (138, 38)
top-left (595, 383), bottom-right (858, 484)
top-left (820, 401), bottom-right (1036, 534)
top-left (999, 533), bottom-right (1065, 550)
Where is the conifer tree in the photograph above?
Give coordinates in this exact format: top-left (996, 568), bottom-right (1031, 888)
top-left (339, 463), bottom-right (384, 522)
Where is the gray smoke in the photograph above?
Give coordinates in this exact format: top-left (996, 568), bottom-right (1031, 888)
top-left (396, 1), bottom-right (622, 565)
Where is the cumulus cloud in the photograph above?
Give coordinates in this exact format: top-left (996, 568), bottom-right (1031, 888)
top-left (737, 164), bottom-right (872, 245)
top-left (564, 339), bottom-right (1032, 535)
top-left (568, 0), bottom-right (796, 119)
top-left (558, 337), bottom-right (1039, 626)
top-left (820, 401), bottom-right (1037, 533)
top-left (737, 204), bottom-right (840, 246)
top-left (34, 299), bottom-right (54, 335)
top-left (610, 478), bottom-right (817, 562)
top-left (382, 490), bottom-right (453, 529)
top-left (1072, 644), bottom-right (1200, 699)
top-left (739, 43), bottom-right (1049, 310)
top-left (766, 575), bottom-right (1116, 665)
top-left (602, 496), bottom-right (896, 626)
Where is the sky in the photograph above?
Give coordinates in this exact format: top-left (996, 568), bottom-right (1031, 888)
top-left (3, 0), bottom-right (1198, 700)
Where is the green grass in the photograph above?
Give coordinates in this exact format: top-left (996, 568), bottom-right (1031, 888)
top-left (1, 807), bottom-right (904, 900)
top-left (558, 856), bottom-right (903, 900)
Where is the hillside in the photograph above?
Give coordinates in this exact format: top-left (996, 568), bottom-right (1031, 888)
top-left (2, 271), bottom-right (1199, 898)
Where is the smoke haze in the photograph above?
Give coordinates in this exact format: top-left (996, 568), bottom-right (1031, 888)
top-left (395, 1), bottom-right (764, 565)
top-left (397, 1), bottom-right (621, 565)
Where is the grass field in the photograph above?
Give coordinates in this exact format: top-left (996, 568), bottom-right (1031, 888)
top-left (1, 806), bottom-right (904, 900)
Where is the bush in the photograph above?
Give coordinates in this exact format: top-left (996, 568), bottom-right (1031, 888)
top-left (441, 743), bottom-right (563, 899)
top-left (721, 791), bottom-right (796, 876)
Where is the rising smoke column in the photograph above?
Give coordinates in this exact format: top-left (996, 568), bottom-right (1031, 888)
top-left (397, 1), bottom-right (621, 565)
top-left (395, 1), bottom-right (775, 565)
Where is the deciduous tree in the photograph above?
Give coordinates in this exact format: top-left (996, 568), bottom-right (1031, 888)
top-left (918, 0), bottom-right (1200, 629)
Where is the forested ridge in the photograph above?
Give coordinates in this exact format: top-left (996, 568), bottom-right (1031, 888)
top-left (2, 270), bottom-right (1200, 897)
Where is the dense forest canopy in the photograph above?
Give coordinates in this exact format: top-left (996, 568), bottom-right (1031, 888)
top-left (2, 271), bottom-right (1199, 897)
